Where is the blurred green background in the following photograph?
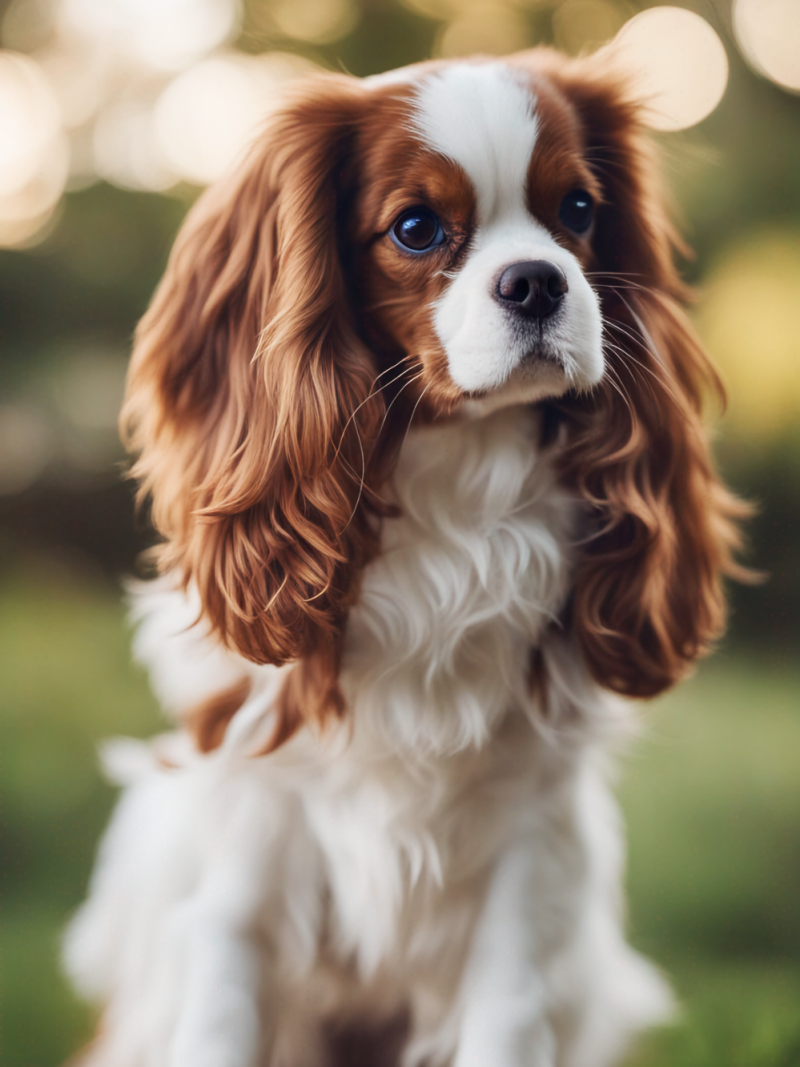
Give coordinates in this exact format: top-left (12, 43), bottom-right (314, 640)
top-left (0, 0), bottom-right (799, 1064)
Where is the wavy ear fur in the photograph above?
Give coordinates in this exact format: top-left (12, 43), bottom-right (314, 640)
top-left (122, 76), bottom-right (387, 735)
top-left (534, 50), bottom-right (749, 697)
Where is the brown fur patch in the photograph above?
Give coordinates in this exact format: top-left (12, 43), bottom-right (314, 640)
top-left (187, 677), bottom-right (252, 753)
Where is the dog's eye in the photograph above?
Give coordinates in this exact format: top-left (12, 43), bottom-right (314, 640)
top-left (390, 208), bottom-right (445, 253)
top-left (559, 190), bottom-right (594, 235)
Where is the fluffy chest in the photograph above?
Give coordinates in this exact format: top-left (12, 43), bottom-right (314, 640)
top-left (277, 411), bottom-right (579, 973)
top-left (341, 407), bottom-right (576, 754)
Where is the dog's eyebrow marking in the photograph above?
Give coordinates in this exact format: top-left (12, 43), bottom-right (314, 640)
top-left (410, 63), bottom-right (539, 225)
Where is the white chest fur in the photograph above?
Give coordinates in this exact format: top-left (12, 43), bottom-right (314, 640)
top-left (293, 408), bottom-right (579, 981)
top-left (344, 406), bottom-right (576, 754)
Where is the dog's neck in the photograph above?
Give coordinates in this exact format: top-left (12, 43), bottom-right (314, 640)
top-left (341, 406), bottom-right (578, 756)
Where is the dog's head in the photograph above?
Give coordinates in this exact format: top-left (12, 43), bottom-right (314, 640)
top-left (346, 58), bottom-right (605, 412)
top-left (123, 51), bottom-right (745, 746)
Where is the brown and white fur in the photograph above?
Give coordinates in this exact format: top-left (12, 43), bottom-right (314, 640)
top-left (64, 50), bottom-right (746, 1067)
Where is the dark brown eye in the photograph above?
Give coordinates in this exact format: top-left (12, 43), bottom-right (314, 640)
top-left (390, 207), bottom-right (445, 253)
top-left (559, 189), bottom-right (594, 235)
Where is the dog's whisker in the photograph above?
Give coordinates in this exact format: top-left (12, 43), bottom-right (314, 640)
top-left (401, 380), bottom-right (432, 450)
top-left (377, 369), bottom-right (425, 438)
top-left (333, 358), bottom-right (416, 462)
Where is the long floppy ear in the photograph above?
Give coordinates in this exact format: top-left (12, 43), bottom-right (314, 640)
top-left (121, 76), bottom-right (385, 713)
top-left (533, 50), bottom-right (749, 698)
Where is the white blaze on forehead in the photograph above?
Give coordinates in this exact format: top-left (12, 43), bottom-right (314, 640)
top-left (410, 63), bottom-right (539, 224)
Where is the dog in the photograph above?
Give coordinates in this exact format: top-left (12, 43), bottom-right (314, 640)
top-left (64, 48), bottom-right (745, 1067)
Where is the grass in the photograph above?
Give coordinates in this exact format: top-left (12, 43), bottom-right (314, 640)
top-left (620, 660), bottom-right (800, 1066)
top-left (0, 562), bottom-right (160, 1065)
top-left (1, 562), bottom-right (798, 1066)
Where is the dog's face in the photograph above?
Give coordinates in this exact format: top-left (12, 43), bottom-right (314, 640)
top-left (123, 50), bottom-right (744, 750)
top-left (349, 62), bottom-right (604, 414)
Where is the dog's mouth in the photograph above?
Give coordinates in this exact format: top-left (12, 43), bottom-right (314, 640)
top-left (459, 352), bottom-right (572, 416)
top-left (521, 342), bottom-right (564, 366)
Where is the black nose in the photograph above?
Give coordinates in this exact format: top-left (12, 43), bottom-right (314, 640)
top-left (495, 260), bottom-right (568, 319)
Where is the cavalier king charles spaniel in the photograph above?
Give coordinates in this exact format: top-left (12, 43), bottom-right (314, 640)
top-left (64, 49), bottom-right (746, 1067)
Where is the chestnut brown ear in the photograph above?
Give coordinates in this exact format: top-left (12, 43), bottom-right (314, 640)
top-left (532, 50), bottom-right (750, 697)
top-left (121, 75), bottom-right (385, 687)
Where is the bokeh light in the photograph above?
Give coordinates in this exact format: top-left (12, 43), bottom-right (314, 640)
top-left (58, 0), bottom-right (241, 73)
top-left (0, 52), bottom-right (60, 196)
top-left (610, 6), bottom-right (728, 131)
top-left (0, 404), bottom-right (53, 494)
top-left (402, 0), bottom-right (475, 19)
top-left (697, 232), bottom-right (800, 438)
top-left (1, 0), bottom-right (785, 247)
top-left (552, 0), bottom-right (627, 56)
top-left (435, 2), bottom-right (532, 57)
top-left (154, 52), bottom-right (319, 186)
top-left (0, 50), bottom-right (69, 246)
top-left (734, 0), bottom-right (800, 94)
top-left (93, 91), bottom-right (177, 192)
top-left (36, 38), bottom-right (108, 130)
top-left (270, 0), bottom-right (359, 44)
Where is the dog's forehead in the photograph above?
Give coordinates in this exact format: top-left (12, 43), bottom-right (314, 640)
top-left (409, 63), bottom-right (540, 223)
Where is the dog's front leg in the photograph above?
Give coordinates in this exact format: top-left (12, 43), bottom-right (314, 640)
top-left (453, 844), bottom-right (556, 1067)
top-left (161, 790), bottom-right (328, 1067)
top-left (166, 895), bottom-right (327, 1067)
top-left (163, 873), bottom-right (266, 1067)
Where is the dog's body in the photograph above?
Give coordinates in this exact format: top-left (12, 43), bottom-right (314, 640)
top-left (67, 410), bottom-right (667, 1067)
top-left (65, 52), bottom-right (743, 1067)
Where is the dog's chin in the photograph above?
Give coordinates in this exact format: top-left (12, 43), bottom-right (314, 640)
top-left (459, 350), bottom-right (581, 418)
